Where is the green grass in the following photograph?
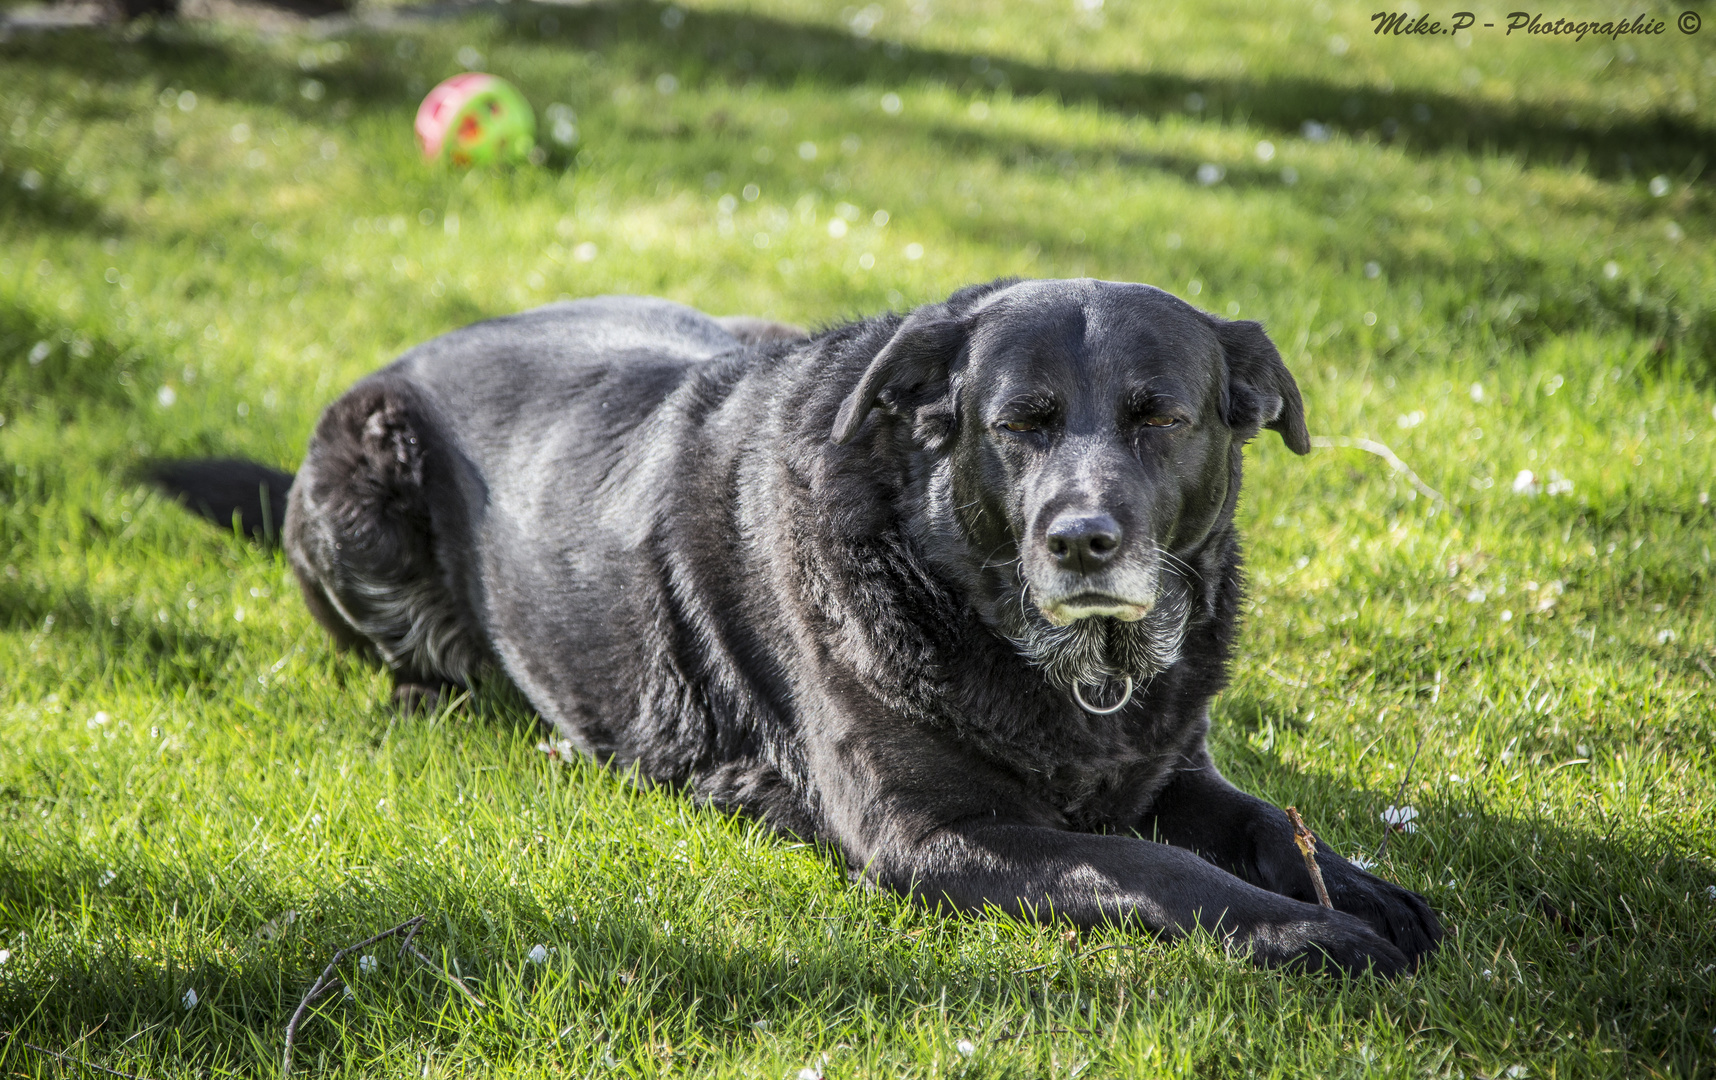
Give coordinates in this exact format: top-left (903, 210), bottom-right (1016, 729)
top-left (2, 1), bottom-right (1714, 1076)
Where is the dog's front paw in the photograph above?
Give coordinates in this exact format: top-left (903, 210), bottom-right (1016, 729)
top-left (1245, 907), bottom-right (1411, 977)
top-left (1318, 853), bottom-right (1442, 969)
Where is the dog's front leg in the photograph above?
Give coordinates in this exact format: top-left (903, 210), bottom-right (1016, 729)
top-left (863, 818), bottom-right (1412, 975)
top-left (1142, 748), bottom-right (1442, 968)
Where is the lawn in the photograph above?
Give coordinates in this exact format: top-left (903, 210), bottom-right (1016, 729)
top-left (1, 1), bottom-right (1713, 1076)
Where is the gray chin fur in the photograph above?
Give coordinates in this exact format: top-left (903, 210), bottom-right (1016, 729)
top-left (999, 575), bottom-right (1191, 692)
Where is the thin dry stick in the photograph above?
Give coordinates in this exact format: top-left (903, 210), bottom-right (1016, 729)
top-left (2, 1033), bottom-right (157, 1080)
top-left (1284, 807), bottom-right (1333, 909)
top-left (399, 918), bottom-right (486, 1008)
top-left (283, 915), bottom-right (487, 1074)
top-left (283, 916), bottom-right (425, 1076)
top-left (1309, 435), bottom-right (1447, 507)
top-left (1373, 729), bottom-right (1429, 863)
top-left (1011, 942), bottom-right (1139, 975)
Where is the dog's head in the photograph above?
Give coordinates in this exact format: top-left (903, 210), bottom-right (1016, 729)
top-left (832, 278), bottom-right (1308, 690)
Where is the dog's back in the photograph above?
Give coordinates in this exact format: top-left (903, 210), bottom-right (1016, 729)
top-left (279, 297), bottom-right (779, 719)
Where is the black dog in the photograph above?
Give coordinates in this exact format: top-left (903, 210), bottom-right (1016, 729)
top-left (158, 281), bottom-right (1440, 975)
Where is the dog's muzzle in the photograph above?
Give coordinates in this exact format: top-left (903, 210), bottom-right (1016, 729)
top-left (1039, 595), bottom-right (1154, 627)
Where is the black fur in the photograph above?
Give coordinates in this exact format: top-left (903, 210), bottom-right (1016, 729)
top-left (148, 458), bottom-right (293, 540)
top-left (160, 285), bottom-right (1439, 975)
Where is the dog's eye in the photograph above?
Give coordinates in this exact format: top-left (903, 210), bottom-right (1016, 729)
top-left (1142, 415), bottom-right (1179, 428)
top-left (999, 419), bottom-right (1038, 433)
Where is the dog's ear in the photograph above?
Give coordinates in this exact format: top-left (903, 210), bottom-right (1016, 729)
top-left (831, 309), bottom-right (968, 445)
top-left (1216, 319), bottom-right (1309, 455)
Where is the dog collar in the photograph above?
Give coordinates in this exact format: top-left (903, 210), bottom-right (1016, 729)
top-left (1073, 676), bottom-right (1134, 715)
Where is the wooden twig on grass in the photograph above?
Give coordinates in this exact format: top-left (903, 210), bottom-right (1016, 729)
top-left (1284, 807), bottom-right (1333, 909)
top-left (1308, 436), bottom-right (1447, 508)
top-left (2, 1032), bottom-right (157, 1080)
top-left (398, 917), bottom-right (488, 1009)
top-left (1372, 728), bottom-right (1428, 864)
top-left (283, 915), bottom-right (484, 1076)
top-left (1011, 942), bottom-right (1141, 975)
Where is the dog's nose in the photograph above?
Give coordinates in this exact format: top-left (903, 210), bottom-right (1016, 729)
top-left (1045, 513), bottom-right (1122, 574)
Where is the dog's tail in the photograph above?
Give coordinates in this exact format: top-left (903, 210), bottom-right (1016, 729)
top-left (147, 458), bottom-right (295, 544)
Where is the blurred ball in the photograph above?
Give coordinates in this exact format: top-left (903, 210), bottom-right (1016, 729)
top-left (415, 73), bottom-right (536, 167)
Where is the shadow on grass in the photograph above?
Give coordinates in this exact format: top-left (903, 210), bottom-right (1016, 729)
top-left (0, 166), bottom-right (118, 237)
top-left (0, 296), bottom-right (151, 418)
top-left (503, 1), bottom-right (1714, 183)
top-left (0, 547), bottom-right (270, 691)
top-left (1213, 686), bottom-right (1714, 1046)
top-left (10, 3), bottom-right (1713, 181)
top-left (1, 694), bottom-right (1711, 1072)
top-left (8, 8), bottom-right (1712, 373)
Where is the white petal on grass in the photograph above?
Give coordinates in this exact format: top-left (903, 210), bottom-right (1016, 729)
top-left (528, 943), bottom-right (550, 964)
top-left (157, 385), bottom-right (176, 407)
top-left (1254, 140), bottom-right (1275, 162)
top-left (537, 738), bottom-right (576, 762)
top-left (1349, 854), bottom-right (1375, 870)
top-left (1648, 175), bottom-right (1670, 197)
top-left (1512, 470), bottom-right (1541, 496)
top-left (1470, 382), bottom-right (1485, 402)
top-left (1705, 885), bottom-right (1716, 901)
top-left (1381, 805), bottom-right (1418, 833)
top-left (358, 954), bottom-right (377, 974)
top-left (956, 1039), bottom-right (976, 1056)
top-left (182, 988), bottom-right (199, 1009)
top-left (879, 92), bottom-right (902, 115)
